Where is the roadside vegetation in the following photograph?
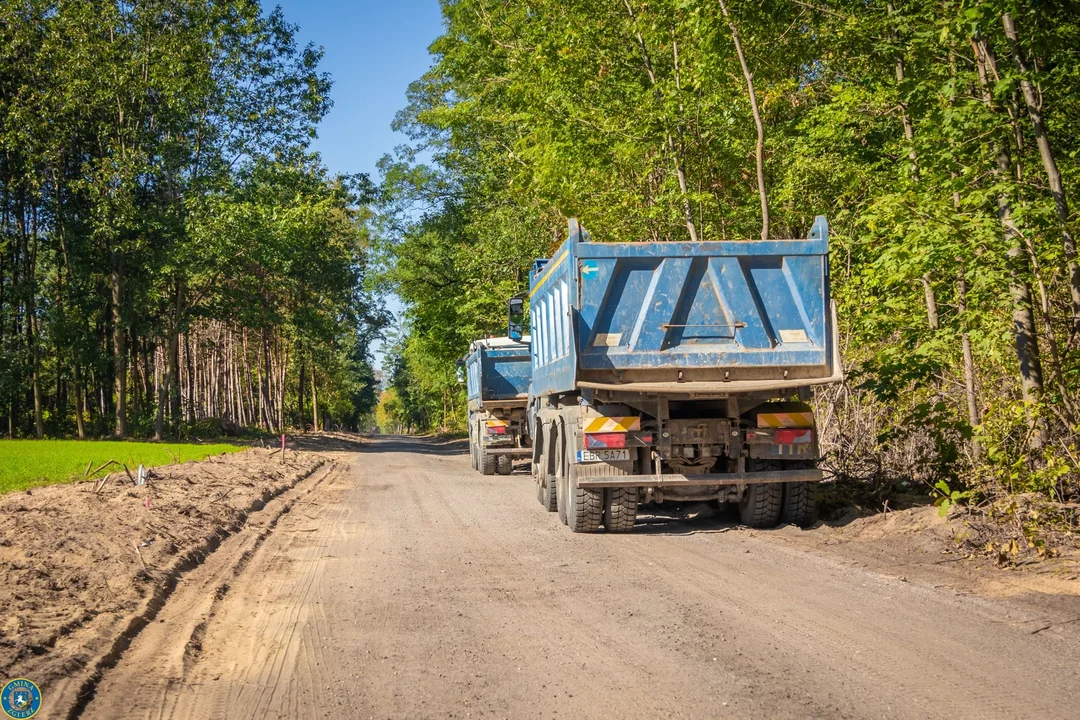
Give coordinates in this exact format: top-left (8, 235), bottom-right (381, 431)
top-left (0, 438), bottom-right (242, 493)
top-left (374, 0), bottom-right (1080, 549)
top-left (0, 0), bottom-right (387, 446)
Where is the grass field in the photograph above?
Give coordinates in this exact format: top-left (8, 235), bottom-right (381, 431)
top-left (0, 439), bottom-right (246, 494)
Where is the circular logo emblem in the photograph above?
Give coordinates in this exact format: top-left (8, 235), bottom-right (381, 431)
top-left (1, 679), bottom-right (41, 719)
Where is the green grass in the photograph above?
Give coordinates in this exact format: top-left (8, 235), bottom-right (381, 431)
top-left (0, 439), bottom-right (246, 494)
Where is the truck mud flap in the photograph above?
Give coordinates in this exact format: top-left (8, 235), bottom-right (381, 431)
top-left (574, 468), bottom-right (822, 488)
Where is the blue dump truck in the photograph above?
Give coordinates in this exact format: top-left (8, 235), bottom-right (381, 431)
top-left (527, 218), bottom-right (842, 532)
top-left (462, 336), bottom-right (534, 475)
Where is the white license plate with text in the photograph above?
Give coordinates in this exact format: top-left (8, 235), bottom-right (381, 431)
top-left (576, 449), bottom-right (631, 463)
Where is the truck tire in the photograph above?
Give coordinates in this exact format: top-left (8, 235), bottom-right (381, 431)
top-left (554, 425), bottom-right (569, 525)
top-left (738, 460), bottom-right (782, 528)
top-left (604, 488), bottom-right (638, 533)
top-left (497, 454), bottom-right (513, 475)
top-left (480, 446), bottom-right (497, 476)
top-left (540, 434), bottom-right (558, 512)
top-left (780, 461), bottom-right (816, 527)
top-left (543, 472), bottom-right (558, 512)
top-left (566, 459), bottom-right (604, 534)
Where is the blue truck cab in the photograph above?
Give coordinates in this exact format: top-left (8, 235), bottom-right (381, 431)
top-left (463, 336), bottom-right (533, 475)
top-left (528, 218), bottom-right (841, 532)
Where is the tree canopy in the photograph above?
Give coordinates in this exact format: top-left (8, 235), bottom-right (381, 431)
top-left (0, 0), bottom-right (387, 439)
top-left (378, 0), bottom-right (1080, 504)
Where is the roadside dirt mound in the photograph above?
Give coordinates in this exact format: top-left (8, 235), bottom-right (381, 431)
top-left (773, 505), bottom-right (1080, 617)
top-left (0, 447), bottom-right (330, 696)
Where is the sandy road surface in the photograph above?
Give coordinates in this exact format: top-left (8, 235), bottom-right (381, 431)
top-left (80, 435), bottom-right (1079, 719)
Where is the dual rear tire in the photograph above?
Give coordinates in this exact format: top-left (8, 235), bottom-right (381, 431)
top-left (536, 430), bottom-right (558, 512)
top-left (738, 459), bottom-right (816, 528)
top-left (480, 448), bottom-right (515, 475)
top-left (551, 424), bottom-right (635, 533)
top-left (480, 446), bottom-right (497, 475)
top-left (603, 488), bottom-right (638, 533)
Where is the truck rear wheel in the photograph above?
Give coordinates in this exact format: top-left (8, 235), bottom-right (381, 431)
top-left (780, 461), bottom-right (816, 527)
top-left (604, 488), bottom-right (638, 533)
top-left (480, 445), bottom-right (497, 475)
top-left (555, 426), bottom-right (569, 525)
top-left (540, 433), bottom-right (558, 512)
top-left (739, 460), bottom-right (782, 528)
top-left (566, 460), bottom-right (604, 534)
top-left (497, 454), bottom-right (513, 475)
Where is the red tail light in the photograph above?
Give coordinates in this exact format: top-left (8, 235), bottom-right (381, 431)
top-left (585, 432), bottom-right (627, 449)
top-left (486, 425), bottom-right (507, 435)
top-left (775, 428), bottom-right (811, 444)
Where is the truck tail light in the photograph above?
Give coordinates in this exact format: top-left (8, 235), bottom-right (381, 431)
top-left (486, 425), bottom-right (507, 435)
top-left (775, 428), bottom-right (812, 444)
top-left (585, 433), bottom-right (628, 449)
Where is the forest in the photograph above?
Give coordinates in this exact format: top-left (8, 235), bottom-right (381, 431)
top-left (0, 0), bottom-right (387, 440)
top-left (376, 0), bottom-right (1080, 514)
top-left (3, 0), bottom-right (1079, 520)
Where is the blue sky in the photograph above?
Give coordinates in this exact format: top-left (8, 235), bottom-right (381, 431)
top-left (276, 0), bottom-right (444, 179)
top-left (274, 0), bottom-right (445, 370)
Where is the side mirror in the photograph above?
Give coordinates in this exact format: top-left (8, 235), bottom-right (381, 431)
top-left (455, 359), bottom-right (466, 384)
top-left (507, 296), bottom-right (525, 341)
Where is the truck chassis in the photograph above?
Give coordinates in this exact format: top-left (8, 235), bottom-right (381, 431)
top-left (532, 390), bottom-right (823, 533)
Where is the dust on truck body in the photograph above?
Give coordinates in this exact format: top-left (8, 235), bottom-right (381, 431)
top-left (528, 217), bottom-right (842, 532)
top-left (464, 337), bottom-right (533, 475)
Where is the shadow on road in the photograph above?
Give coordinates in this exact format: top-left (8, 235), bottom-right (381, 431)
top-left (360, 435), bottom-right (469, 457)
top-left (627, 503), bottom-right (744, 536)
top-left (288, 432), bottom-right (368, 453)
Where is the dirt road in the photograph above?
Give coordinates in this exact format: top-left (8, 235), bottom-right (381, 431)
top-left (79, 435), bottom-right (1079, 719)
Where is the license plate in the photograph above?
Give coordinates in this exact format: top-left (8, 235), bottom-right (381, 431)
top-left (576, 449), bottom-right (631, 463)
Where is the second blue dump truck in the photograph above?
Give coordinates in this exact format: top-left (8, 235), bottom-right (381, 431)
top-left (462, 336), bottom-right (533, 475)
top-left (528, 218), bottom-right (842, 532)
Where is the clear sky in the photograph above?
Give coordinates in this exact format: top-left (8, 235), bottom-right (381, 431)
top-left (275, 0), bottom-right (444, 179)
top-left (274, 0), bottom-right (445, 371)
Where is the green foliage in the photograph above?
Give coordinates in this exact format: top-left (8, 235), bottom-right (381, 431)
top-left (0, 439), bottom-right (243, 494)
top-left (0, 1), bottom-right (385, 438)
top-left (932, 479), bottom-right (974, 517)
top-left (379, 0), bottom-right (1080, 507)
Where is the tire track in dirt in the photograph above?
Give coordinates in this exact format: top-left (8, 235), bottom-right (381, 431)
top-left (76, 460), bottom-right (342, 720)
top-left (79, 436), bottom-right (1080, 720)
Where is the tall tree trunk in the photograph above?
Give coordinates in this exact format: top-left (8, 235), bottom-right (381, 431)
top-left (718, 0), bottom-right (769, 240)
top-left (921, 275), bottom-right (939, 330)
top-left (111, 252), bottom-right (127, 437)
top-left (261, 328), bottom-right (274, 432)
top-left (29, 311), bottom-right (43, 439)
top-left (158, 279), bottom-right (183, 437)
top-left (311, 362), bottom-right (320, 432)
top-left (243, 332), bottom-right (256, 428)
top-left (20, 208), bottom-right (43, 438)
top-left (974, 35), bottom-right (1046, 452)
top-left (278, 341), bottom-right (288, 433)
top-left (1002, 12), bottom-right (1080, 338)
top-left (298, 357), bottom-right (306, 432)
top-left (73, 361), bottom-right (86, 439)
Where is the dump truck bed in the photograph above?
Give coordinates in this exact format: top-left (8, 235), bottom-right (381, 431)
top-left (529, 218), bottom-right (839, 397)
top-left (465, 337), bottom-right (532, 406)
